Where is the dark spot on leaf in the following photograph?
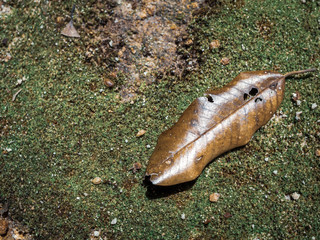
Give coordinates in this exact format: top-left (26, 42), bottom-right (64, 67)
top-left (269, 82), bottom-right (278, 90)
top-left (224, 212), bottom-right (232, 218)
top-left (243, 93), bottom-right (250, 100)
top-left (206, 95), bottom-right (214, 103)
top-left (249, 87), bottom-right (258, 96)
top-left (255, 97), bottom-right (263, 103)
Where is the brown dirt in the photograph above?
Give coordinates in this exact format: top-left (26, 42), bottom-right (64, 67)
top-left (80, 0), bottom-right (205, 101)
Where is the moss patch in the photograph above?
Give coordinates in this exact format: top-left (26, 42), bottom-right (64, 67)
top-left (0, 0), bottom-right (319, 239)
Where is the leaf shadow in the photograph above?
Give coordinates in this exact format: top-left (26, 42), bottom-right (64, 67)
top-left (143, 176), bottom-right (196, 199)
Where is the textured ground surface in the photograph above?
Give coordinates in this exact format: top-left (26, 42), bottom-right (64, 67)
top-left (0, 0), bottom-right (319, 239)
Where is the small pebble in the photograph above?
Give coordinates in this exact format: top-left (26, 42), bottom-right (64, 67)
top-left (209, 193), bottom-right (220, 202)
top-left (111, 218), bottom-right (117, 225)
top-left (220, 57), bottom-right (230, 65)
top-left (209, 40), bottom-right (220, 49)
top-left (311, 103), bottom-right (317, 110)
top-left (181, 213), bottom-right (185, 220)
top-left (93, 230), bottom-right (100, 237)
top-left (295, 111), bottom-right (302, 121)
top-left (104, 78), bottom-right (114, 88)
top-left (284, 195), bottom-right (291, 201)
top-left (56, 16), bottom-right (64, 25)
top-left (5, 148), bottom-right (12, 152)
top-left (273, 170), bottom-right (278, 175)
top-left (185, 39), bottom-right (193, 45)
top-left (136, 129), bottom-right (146, 137)
top-left (291, 91), bottom-right (301, 102)
top-left (264, 157), bottom-right (269, 162)
top-left (291, 192), bottom-right (300, 200)
top-left (91, 177), bottom-right (102, 185)
top-left (296, 100), bottom-right (301, 106)
top-left (146, 144), bottom-right (151, 148)
top-left (130, 162), bottom-right (142, 173)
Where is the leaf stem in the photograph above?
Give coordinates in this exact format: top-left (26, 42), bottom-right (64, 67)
top-left (70, 4), bottom-right (76, 21)
top-left (284, 68), bottom-right (317, 78)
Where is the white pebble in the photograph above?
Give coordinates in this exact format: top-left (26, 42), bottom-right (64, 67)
top-left (291, 192), bottom-right (300, 200)
top-left (181, 213), bottom-right (185, 220)
top-left (296, 100), bottom-right (301, 106)
top-left (146, 144), bottom-right (151, 148)
top-left (295, 111), bottom-right (302, 121)
top-left (273, 170), bottom-right (278, 175)
top-left (93, 231), bottom-right (100, 237)
top-left (311, 103), bottom-right (317, 110)
top-left (284, 195), bottom-right (291, 201)
top-left (5, 148), bottom-right (12, 152)
top-left (111, 218), bottom-right (117, 225)
top-left (264, 157), bottom-right (269, 162)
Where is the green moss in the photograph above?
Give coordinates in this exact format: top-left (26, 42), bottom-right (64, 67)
top-left (0, 0), bottom-right (319, 239)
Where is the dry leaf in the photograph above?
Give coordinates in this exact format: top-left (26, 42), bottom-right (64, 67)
top-left (61, 5), bottom-right (80, 38)
top-left (146, 69), bottom-right (316, 186)
top-left (61, 21), bottom-right (80, 38)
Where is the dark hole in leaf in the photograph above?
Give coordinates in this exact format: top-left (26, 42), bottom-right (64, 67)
top-left (255, 97), bottom-right (263, 103)
top-left (269, 82), bottom-right (278, 90)
top-left (243, 93), bottom-right (250, 100)
top-left (249, 87), bottom-right (258, 96)
top-left (206, 95), bottom-right (214, 103)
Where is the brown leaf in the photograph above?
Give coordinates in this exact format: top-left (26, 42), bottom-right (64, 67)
top-left (146, 69), bottom-right (316, 186)
top-left (224, 212), bottom-right (232, 219)
top-left (61, 21), bottom-right (80, 38)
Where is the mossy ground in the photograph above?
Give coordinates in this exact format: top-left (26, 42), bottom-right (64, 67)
top-left (0, 0), bottom-right (319, 239)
